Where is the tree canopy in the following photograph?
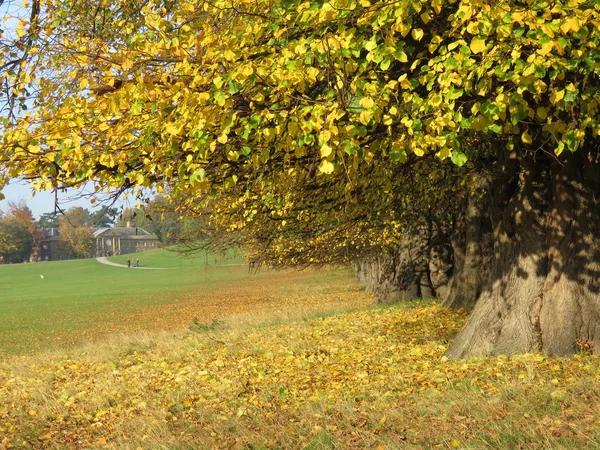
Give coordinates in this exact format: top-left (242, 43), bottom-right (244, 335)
top-left (1, 0), bottom-right (600, 356)
top-left (1, 0), bottom-right (597, 191)
top-left (0, 201), bottom-right (38, 263)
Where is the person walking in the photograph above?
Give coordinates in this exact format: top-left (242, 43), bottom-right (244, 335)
top-left (127, 258), bottom-right (131, 268)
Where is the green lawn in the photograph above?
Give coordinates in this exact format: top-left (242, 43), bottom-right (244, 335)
top-left (0, 250), bottom-right (242, 355)
top-left (107, 246), bottom-right (244, 268)
top-left (0, 249), bottom-right (365, 356)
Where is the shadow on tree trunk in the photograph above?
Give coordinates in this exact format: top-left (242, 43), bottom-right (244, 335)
top-left (446, 149), bottom-right (600, 358)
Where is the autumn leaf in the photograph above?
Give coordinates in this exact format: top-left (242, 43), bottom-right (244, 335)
top-left (470, 38), bottom-right (486, 54)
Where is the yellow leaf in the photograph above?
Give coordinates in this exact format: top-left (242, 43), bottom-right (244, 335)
top-left (223, 50), bottom-right (236, 61)
top-left (470, 38), bottom-right (486, 54)
top-left (411, 28), bottom-right (424, 42)
top-left (217, 134), bottom-right (228, 144)
top-left (16, 25), bottom-right (26, 38)
top-left (560, 17), bottom-right (581, 34)
top-left (359, 96), bottom-right (375, 109)
top-left (437, 147), bottom-right (451, 159)
top-left (165, 123), bottom-right (183, 136)
top-left (410, 347), bottom-right (423, 356)
top-left (320, 143), bottom-right (332, 158)
top-left (536, 107), bottom-right (548, 120)
top-left (550, 90), bottom-right (564, 104)
top-left (359, 110), bottom-right (372, 125)
top-left (538, 41), bottom-right (554, 56)
top-left (318, 160), bottom-right (334, 174)
top-left (522, 130), bottom-right (533, 145)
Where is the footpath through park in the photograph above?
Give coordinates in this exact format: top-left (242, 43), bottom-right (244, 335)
top-left (96, 257), bottom-right (247, 270)
top-left (95, 257), bottom-right (172, 270)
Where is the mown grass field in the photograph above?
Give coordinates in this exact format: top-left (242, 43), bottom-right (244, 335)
top-left (1, 252), bottom-right (600, 449)
top-left (107, 247), bottom-right (244, 268)
top-left (0, 249), bottom-right (368, 355)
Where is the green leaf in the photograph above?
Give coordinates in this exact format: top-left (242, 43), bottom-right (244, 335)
top-left (190, 168), bottom-right (205, 182)
top-left (447, 88), bottom-right (464, 101)
top-left (395, 51), bottom-right (408, 63)
top-left (228, 81), bottom-right (240, 95)
top-left (380, 58), bottom-right (391, 71)
top-left (451, 151), bottom-right (468, 167)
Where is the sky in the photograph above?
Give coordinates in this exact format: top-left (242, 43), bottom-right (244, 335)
top-left (1, 180), bottom-right (129, 219)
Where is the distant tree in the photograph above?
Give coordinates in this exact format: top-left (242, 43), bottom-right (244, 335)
top-left (38, 212), bottom-right (58, 229)
top-left (57, 207), bottom-right (95, 257)
top-left (117, 197), bottom-right (182, 243)
top-left (59, 207), bottom-right (91, 228)
top-left (0, 202), bottom-right (38, 263)
top-left (90, 206), bottom-right (119, 227)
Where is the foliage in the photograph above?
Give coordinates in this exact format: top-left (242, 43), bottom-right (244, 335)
top-left (57, 207), bottom-right (95, 257)
top-left (0, 201), bottom-right (38, 263)
top-left (90, 206), bottom-right (119, 227)
top-left (0, 0), bottom-right (598, 267)
top-left (1, 301), bottom-right (600, 448)
top-left (38, 212), bottom-right (58, 229)
top-left (117, 196), bottom-right (185, 243)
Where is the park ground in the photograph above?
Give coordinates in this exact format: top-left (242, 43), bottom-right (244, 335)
top-left (1, 250), bottom-right (600, 449)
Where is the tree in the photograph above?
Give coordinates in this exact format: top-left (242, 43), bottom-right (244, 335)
top-left (57, 207), bottom-right (94, 257)
top-left (90, 206), bottom-right (119, 227)
top-left (0, 202), bottom-right (37, 263)
top-left (38, 212), bottom-right (59, 229)
top-left (116, 197), bottom-right (184, 244)
top-left (1, 0), bottom-right (600, 357)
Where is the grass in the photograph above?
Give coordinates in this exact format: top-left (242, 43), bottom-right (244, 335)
top-left (2, 254), bottom-right (600, 448)
top-left (1, 302), bottom-right (599, 449)
top-left (106, 246), bottom-right (244, 268)
top-left (0, 249), bottom-right (368, 355)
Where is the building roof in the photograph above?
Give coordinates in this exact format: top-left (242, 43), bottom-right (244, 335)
top-left (93, 227), bottom-right (154, 238)
top-left (126, 234), bottom-right (160, 240)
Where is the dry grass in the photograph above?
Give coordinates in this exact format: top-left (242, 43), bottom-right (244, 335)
top-left (1, 294), bottom-right (600, 449)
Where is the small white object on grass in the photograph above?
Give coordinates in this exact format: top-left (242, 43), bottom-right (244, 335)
top-left (40, 275), bottom-right (45, 279)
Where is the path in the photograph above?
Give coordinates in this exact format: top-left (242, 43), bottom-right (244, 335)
top-left (96, 257), bottom-right (247, 270)
top-left (96, 257), bottom-right (173, 270)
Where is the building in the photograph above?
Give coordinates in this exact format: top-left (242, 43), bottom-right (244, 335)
top-left (94, 226), bottom-right (160, 257)
top-left (39, 226), bottom-right (160, 261)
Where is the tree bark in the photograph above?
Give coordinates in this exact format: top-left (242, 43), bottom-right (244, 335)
top-left (355, 222), bottom-right (453, 303)
top-left (446, 150), bottom-right (600, 358)
top-left (428, 220), bottom-right (453, 299)
top-left (443, 175), bottom-right (492, 311)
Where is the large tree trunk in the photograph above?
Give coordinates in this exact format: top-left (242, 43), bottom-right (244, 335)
top-left (355, 223), bottom-right (453, 303)
top-left (446, 151), bottom-right (600, 358)
top-left (428, 220), bottom-right (454, 299)
top-left (443, 175), bottom-right (492, 311)
top-left (355, 239), bottom-right (424, 304)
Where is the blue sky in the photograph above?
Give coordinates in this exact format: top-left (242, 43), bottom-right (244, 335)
top-left (1, 180), bottom-right (128, 219)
